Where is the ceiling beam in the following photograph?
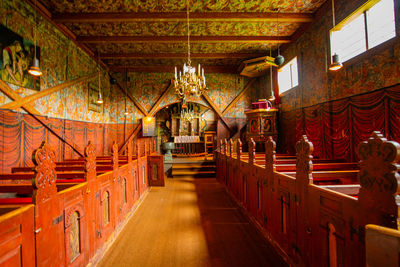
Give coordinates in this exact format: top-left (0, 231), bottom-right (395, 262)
top-left (77, 36), bottom-right (291, 44)
top-left (53, 12), bottom-right (313, 23)
top-left (1, 72), bottom-right (99, 110)
top-left (100, 53), bottom-right (267, 59)
top-left (109, 65), bottom-right (238, 73)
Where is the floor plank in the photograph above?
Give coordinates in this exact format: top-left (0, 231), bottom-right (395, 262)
top-left (97, 178), bottom-right (288, 267)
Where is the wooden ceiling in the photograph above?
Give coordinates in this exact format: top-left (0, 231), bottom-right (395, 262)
top-left (30, 0), bottom-right (328, 73)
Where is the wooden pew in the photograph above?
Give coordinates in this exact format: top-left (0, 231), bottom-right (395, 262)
top-left (216, 132), bottom-right (400, 267)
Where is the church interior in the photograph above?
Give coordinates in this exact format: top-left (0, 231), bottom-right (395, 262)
top-left (0, 0), bottom-right (399, 266)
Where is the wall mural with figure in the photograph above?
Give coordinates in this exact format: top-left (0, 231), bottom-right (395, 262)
top-left (0, 24), bottom-right (40, 90)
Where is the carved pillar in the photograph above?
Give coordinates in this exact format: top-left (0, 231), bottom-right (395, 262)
top-left (112, 141), bottom-right (119, 171)
top-left (236, 139), bottom-right (242, 161)
top-left (248, 138), bottom-right (255, 165)
top-left (265, 136), bottom-right (276, 186)
top-left (358, 131), bottom-right (400, 229)
top-left (84, 141), bottom-right (96, 182)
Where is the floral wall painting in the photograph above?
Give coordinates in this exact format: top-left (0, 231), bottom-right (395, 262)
top-left (0, 24), bottom-right (40, 90)
top-left (88, 82), bottom-right (101, 113)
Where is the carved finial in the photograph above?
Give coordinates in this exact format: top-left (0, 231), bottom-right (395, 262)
top-left (84, 141), bottom-right (96, 179)
top-left (222, 138), bottom-right (228, 155)
top-left (219, 139), bottom-right (223, 153)
top-left (295, 135), bottom-right (314, 184)
top-left (248, 138), bottom-right (256, 165)
top-left (236, 139), bottom-right (242, 160)
top-left (358, 131), bottom-right (400, 193)
top-left (228, 139), bottom-right (233, 157)
top-left (265, 136), bottom-right (276, 172)
top-left (127, 139), bottom-right (132, 163)
top-left (32, 141), bottom-right (57, 204)
top-left (358, 131), bottom-right (400, 228)
top-left (112, 141), bottom-right (118, 169)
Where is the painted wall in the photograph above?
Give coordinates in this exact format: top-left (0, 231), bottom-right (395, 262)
top-left (0, 0), bottom-right (132, 124)
top-left (114, 71), bottom-right (263, 124)
top-left (277, 0), bottom-right (400, 156)
top-left (279, 0), bottom-right (400, 112)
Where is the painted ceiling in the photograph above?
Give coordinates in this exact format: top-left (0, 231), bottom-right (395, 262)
top-left (34, 0), bottom-right (328, 73)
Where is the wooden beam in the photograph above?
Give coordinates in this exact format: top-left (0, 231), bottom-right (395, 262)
top-left (77, 36), bottom-right (291, 44)
top-left (114, 79), bottom-right (149, 117)
top-left (201, 93), bottom-right (232, 133)
top-left (0, 82), bottom-right (84, 157)
top-left (100, 53), bottom-right (266, 59)
top-left (1, 72), bottom-right (99, 110)
top-left (222, 79), bottom-right (256, 116)
top-left (53, 12), bottom-right (313, 23)
top-left (119, 123), bottom-right (142, 153)
top-left (110, 65), bottom-right (238, 74)
top-left (148, 81), bottom-right (172, 116)
top-left (0, 81), bottom-right (41, 115)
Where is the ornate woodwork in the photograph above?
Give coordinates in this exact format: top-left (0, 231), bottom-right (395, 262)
top-left (32, 141), bottom-right (57, 204)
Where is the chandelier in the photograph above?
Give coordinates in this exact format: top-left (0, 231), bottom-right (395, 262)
top-left (180, 107), bottom-right (194, 122)
top-left (174, 0), bottom-right (206, 100)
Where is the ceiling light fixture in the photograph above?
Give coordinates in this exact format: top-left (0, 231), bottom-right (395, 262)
top-left (274, 9), bottom-right (285, 66)
top-left (28, 0), bottom-right (42, 77)
top-left (174, 0), bottom-right (206, 101)
top-left (124, 69), bottom-right (129, 116)
top-left (329, 0), bottom-right (343, 71)
top-left (96, 53), bottom-right (103, 104)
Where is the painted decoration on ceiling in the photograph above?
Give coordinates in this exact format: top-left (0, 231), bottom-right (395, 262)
top-left (106, 58), bottom-right (244, 67)
top-left (41, 0), bottom-right (326, 13)
top-left (91, 42), bottom-right (277, 55)
top-left (65, 22), bottom-right (299, 37)
top-left (0, 24), bottom-right (40, 90)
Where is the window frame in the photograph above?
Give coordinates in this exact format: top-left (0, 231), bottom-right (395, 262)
top-left (329, 0), bottom-right (396, 66)
top-left (277, 56), bottom-right (299, 96)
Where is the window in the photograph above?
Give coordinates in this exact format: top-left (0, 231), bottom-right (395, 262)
top-left (278, 57), bottom-right (298, 94)
top-left (330, 0), bottom-right (396, 63)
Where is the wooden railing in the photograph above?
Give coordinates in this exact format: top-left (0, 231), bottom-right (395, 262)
top-left (216, 132), bottom-right (399, 266)
top-left (0, 136), bottom-right (164, 266)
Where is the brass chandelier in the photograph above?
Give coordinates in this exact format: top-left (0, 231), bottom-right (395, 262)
top-left (174, 0), bottom-right (206, 100)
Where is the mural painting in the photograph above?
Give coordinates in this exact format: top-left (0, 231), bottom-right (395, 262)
top-left (0, 24), bottom-right (40, 90)
top-left (88, 82), bottom-right (102, 113)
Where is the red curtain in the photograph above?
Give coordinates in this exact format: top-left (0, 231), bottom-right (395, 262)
top-left (279, 83), bottom-right (400, 162)
top-left (0, 109), bottom-right (137, 172)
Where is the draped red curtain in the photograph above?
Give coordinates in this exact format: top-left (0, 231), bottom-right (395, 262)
top-left (0, 109), bottom-right (136, 172)
top-left (279, 83), bottom-right (400, 161)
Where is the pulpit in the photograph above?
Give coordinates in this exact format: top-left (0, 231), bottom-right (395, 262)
top-left (245, 100), bottom-right (278, 142)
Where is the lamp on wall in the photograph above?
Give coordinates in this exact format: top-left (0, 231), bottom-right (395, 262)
top-left (274, 9), bottom-right (285, 66)
top-left (124, 69), bottom-right (129, 116)
top-left (96, 54), bottom-right (103, 104)
top-left (329, 0), bottom-right (343, 71)
top-left (173, 0), bottom-right (206, 100)
top-left (28, 0), bottom-right (42, 76)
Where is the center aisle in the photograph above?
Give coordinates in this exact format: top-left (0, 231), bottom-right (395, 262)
top-left (97, 178), bottom-right (288, 267)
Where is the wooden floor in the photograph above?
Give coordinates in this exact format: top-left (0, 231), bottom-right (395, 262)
top-left (97, 177), bottom-right (288, 267)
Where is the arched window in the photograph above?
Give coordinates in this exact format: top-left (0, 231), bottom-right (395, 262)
top-left (104, 191), bottom-right (110, 225)
top-left (134, 171), bottom-right (138, 192)
top-left (142, 166), bottom-right (146, 184)
top-left (70, 211), bottom-right (81, 262)
top-left (152, 164), bottom-right (158, 180)
top-left (122, 178), bottom-right (127, 204)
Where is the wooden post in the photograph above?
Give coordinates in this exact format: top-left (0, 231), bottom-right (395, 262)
top-left (236, 139), bottom-right (242, 161)
top-left (248, 138), bottom-right (255, 165)
top-left (84, 141), bottom-right (96, 182)
top-left (265, 136), bottom-right (276, 186)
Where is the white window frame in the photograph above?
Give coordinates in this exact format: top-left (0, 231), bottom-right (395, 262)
top-left (330, 0), bottom-right (396, 64)
top-left (278, 57), bottom-right (298, 95)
